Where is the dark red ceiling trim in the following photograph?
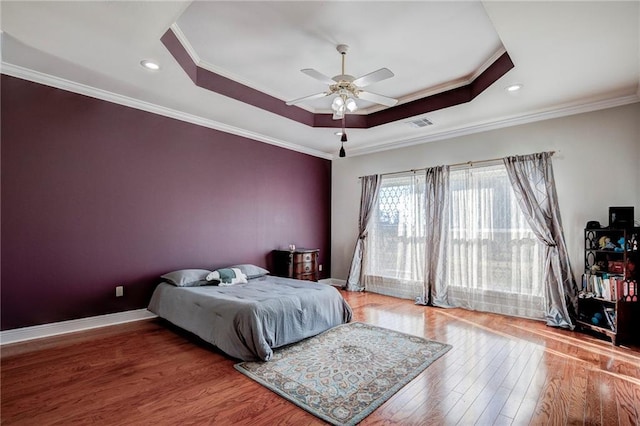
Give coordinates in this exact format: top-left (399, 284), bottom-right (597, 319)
top-left (367, 85), bottom-right (472, 128)
top-left (366, 52), bottom-right (514, 128)
top-left (161, 29), bottom-right (198, 83)
top-left (161, 29), bottom-right (315, 126)
top-left (471, 52), bottom-right (515, 98)
top-left (196, 67), bottom-right (315, 126)
top-left (313, 113), bottom-right (369, 129)
top-left (162, 28), bottom-right (514, 130)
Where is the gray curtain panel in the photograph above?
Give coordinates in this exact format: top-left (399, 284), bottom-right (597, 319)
top-left (423, 166), bottom-right (451, 307)
top-left (503, 152), bottom-right (578, 328)
top-left (346, 175), bottom-right (381, 291)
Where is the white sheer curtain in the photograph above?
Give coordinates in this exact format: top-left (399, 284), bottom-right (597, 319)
top-left (444, 164), bottom-right (545, 319)
top-left (363, 163), bottom-right (545, 320)
top-left (364, 173), bottom-right (426, 300)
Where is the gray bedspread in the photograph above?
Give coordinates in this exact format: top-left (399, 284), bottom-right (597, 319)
top-left (147, 276), bottom-right (352, 361)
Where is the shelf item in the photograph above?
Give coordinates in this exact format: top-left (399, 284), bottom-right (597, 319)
top-left (272, 249), bottom-right (319, 281)
top-left (578, 226), bottom-right (639, 345)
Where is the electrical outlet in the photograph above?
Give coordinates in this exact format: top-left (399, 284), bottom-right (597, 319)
top-left (115, 286), bottom-right (124, 297)
top-left (319, 264), bottom-right (323, 272)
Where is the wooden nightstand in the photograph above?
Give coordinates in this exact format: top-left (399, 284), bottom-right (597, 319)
top-left (272, 249), bottom-right (319, 281)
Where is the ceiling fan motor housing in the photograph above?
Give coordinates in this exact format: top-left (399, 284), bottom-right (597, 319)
top-left (336, 44), bottom-right (349, 55)
top-left (330, 81), bottom-right (360, 97)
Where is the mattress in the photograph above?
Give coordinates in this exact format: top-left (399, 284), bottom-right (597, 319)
top-left (148, 275), bottom-right (352, 361)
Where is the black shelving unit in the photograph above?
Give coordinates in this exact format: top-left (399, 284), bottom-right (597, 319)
top-left (577, 227), bottom-right (639, 345)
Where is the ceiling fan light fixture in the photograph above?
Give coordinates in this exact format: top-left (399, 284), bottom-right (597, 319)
top-left (345, 97), bottom-right (358, 112)
top-left (331, 96), bottom-right (344, 110)
top-left (331, 94), bottom-right (358, 114)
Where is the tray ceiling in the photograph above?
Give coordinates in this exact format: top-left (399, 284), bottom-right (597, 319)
top-left (1, 1), bottom-right (638, 159)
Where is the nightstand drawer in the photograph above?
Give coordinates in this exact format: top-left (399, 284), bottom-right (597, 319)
top-left (294, 262), bottom-right (315, 274)
top-left (293, 252), bottom-right (316, 263)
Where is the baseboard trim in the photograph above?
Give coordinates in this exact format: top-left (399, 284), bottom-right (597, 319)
top-left (319, 278), bottom-right (346, 288)
top-left (0, 309), bottom-right (158, 345)
top-left (1, 280), bottom-right (348, 345)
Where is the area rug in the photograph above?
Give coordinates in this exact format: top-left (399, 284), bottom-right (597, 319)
top-left (234, 322), bottom-right (451, 426)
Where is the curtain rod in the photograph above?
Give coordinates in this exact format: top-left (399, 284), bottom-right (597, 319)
top-left (358, 151), bottom-right (557, 179)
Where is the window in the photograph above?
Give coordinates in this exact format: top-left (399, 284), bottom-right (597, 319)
top-left (445, 165), bottom-right (544, 318)
top-left (366, 173), bottom-right (425, 299)
top-left (364, 164), bottom-right (545, 319)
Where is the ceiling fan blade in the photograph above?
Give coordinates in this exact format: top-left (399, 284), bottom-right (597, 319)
top-left (358, 91), bottom-right (398, 107)
top-left (352, 68), bottom-right (394, 87)
top-left (285, 92), bottom-right (328, 106)
top-left (301, 68), bottom-right (335, 85)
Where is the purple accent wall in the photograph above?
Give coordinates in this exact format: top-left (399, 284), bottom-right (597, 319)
top-left (1, 75), bottom-right (332, 330)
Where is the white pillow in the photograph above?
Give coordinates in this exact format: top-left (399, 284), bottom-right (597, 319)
top-left (206, 268), bottom-right (248, 286)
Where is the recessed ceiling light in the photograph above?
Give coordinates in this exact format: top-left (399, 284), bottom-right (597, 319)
top-left (140, 59), bottom-right (160, 71)
top-left (506, 83), bottom-right (523, 92)
top-left (334, 131), bottom-right (343, 136)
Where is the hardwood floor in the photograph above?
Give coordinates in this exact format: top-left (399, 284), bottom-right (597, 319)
top-left (2, 290), bottom-right (639, 425)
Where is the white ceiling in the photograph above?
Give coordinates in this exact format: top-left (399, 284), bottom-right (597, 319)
top-left (1, 1), bottom-right (639, 160)
top-left (176, 1), bottom-right (504, 111)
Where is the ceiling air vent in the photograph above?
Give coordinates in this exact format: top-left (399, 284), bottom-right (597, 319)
top-left (406, 117), bottom-right (433, 128)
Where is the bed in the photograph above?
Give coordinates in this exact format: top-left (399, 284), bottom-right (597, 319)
top-left (148, 272), bottom-right (352, 361)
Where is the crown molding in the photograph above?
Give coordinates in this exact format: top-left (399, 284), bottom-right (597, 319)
top-left (171, 23), bottom-right (293, 105)
top-left (395, 48), bottom-right (509, 108)
top-left (348, 93), bottom-right (640, 157)
top-left (1, 62), bottom-right (333, 160)
top-left (4, 62), bottom-right (637, 163)
top-left (170, 22), bottom-right (510, 118)
top-left (163, 27), bottom-right (514, 130)
top-left (169, 23), bottom-right (201, 65)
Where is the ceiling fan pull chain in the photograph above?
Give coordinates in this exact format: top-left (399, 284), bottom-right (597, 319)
top-left (339, 100), bottom-right (347, 157)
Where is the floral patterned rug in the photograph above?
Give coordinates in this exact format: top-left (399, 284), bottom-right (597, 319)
top-left (234, 322), bottom-right (452, 426)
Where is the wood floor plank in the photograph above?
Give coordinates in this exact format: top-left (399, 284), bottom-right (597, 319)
top-left (600, 368), bottom-right (621, 425)
top-left (499, 342), bottom-right (545, 420)
top-left (2, 290), bottom-right (639, 425)
top-left (531, 355), bottom-right (573, 424)
top-left (566, 362), bottom-right (589, 424)
top-left (456, 339), bottom-right (525, 424)
top-left (585, 369), bottom-right (604, 425)
top-left (614, 377), bottom-right (639, 426)
top-left (634, 384), bottom-right (640, 426)
top-left (474, 385), bottom-right (513, 425)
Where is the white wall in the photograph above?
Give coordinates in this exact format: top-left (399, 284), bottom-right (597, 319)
top-left (331, 103), bottom-right (640, 281)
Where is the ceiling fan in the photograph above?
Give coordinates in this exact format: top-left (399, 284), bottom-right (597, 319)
top-left (286, 44), bottom-right (398, 120)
